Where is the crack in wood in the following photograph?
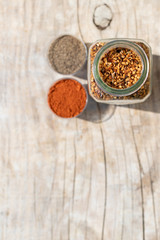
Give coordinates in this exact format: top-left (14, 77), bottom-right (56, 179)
top-left (130, 122), bottom-right (145, 240)
top-left (77, 0), bottom-right (84, 41)
top-left (84, 131), bottom-right (93, 240)
top-left (72, 119), bottom-right (78, 212)
top-left (145, 149), bottom-right (158, 240)
top-left (97, 103), bottom-right (107, 240)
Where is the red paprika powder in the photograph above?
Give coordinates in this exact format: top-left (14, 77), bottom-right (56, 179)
top-left (48, 79), bottom-right (87, 118)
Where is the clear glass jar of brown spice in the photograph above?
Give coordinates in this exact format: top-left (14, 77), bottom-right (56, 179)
top-left (88, 39), bottom-right (152, 104)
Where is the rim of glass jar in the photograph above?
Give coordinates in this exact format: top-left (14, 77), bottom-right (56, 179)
top-left (93, 40), bottom-right (149, 96)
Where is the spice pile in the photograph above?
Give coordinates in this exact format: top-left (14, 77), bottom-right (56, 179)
top-left (48, 35), bottom-right (86, 74)
top-left (99, 48), bottom-right (142, 89)
top-left (89, 42), bottom-right (150, 101)
top-left (48, 79), bottom-right (87, 118)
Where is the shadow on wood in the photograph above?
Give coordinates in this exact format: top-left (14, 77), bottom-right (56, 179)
top-left (74, 43), bottom-right (91, 80)
top-left (74, 60), bottom-right (88, 80)
top-left (75, 43), bottom-right (117, 123)
top-left (77, 84), bottom-right (116, 123)
top-left (120, 55), bottom-right (160, 113)
top-left (76, 53), bottom-right (160, 117)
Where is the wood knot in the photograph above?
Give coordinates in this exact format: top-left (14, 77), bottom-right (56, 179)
top-left (93, 4), bottom-right (113, 30)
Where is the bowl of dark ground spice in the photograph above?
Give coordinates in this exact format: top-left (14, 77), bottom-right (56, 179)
top-left (47, 35), bottom-right (87, 75)
top-left (48, 78), bottom-right (88, 118)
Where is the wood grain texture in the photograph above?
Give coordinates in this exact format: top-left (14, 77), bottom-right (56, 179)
top-left (0, 0), bottom-right (160, 239)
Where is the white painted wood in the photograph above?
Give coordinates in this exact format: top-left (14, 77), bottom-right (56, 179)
top-left (0, 0), bottom-right (160, 239)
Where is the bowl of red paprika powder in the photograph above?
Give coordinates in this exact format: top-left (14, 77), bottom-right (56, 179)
top-left (48, 78), bottom-right (88, 118)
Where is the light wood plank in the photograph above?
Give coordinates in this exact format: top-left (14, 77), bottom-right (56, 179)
top-left (0, 0), bottom-right (160, 240)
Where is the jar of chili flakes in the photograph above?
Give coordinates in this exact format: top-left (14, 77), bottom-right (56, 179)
top-left (88, 39), bottom-right (152, 104)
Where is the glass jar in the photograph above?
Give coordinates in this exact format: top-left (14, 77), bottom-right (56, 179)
top-left (88, 39), bottom-right (152, 104)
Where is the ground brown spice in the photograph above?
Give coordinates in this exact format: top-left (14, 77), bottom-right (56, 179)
top-left (89, 42), bottom-right (150, 101)
top-left (48, 79), bottom-right (87, 118)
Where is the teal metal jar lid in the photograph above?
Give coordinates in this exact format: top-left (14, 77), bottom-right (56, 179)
top-left (93, 40), bottom-right (149, 97)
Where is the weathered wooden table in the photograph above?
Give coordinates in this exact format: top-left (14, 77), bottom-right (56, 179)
top-left (1, 0), bottom-right (160, 239)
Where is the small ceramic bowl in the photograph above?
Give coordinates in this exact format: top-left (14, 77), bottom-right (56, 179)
top-left (47, 77), bottom-right (88, 119)
top-left (46, 34), bottom-right (87, 75)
